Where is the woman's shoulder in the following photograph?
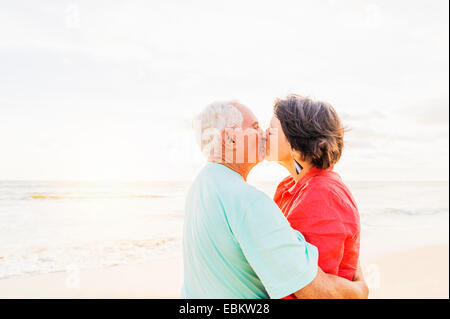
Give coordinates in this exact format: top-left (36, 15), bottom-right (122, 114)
top-left (303, 172), bottom-right (358, 212)
top-left (307, 171), bottom-right (348, 194)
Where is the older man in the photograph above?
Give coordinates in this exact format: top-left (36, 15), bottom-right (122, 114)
top-left (182, 101), bottom-right (368, 299)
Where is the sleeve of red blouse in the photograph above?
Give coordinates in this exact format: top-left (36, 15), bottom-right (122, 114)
top-left (338, 230), bottom-right (360, 280)
top-left (287, 189), bottom-right (348, 277)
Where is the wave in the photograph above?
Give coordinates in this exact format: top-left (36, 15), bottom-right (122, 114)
top-left (0, 237), bottom-right (181, 279)
top-left (386, 208), bottom-right (446, 216)
top-left (31, 195), bottom-right (62, 199)
top-left (359, 206), bottom-right (448, 217)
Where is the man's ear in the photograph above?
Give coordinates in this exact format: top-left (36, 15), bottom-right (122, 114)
top-left (222, 128), bottom-right (237, 151)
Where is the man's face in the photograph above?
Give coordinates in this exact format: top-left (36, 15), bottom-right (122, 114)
top-left (265, 115), bottom-right (292, 162)
top-left (229, 103), bottom-right (266, 164)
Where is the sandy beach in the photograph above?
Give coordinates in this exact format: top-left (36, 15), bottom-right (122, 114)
top-left (364, 245), bottom-right (449, 299)
top-left (0, 257), bottom-right (183, 299)
top-left (0, 244), bottom-right (447, 299)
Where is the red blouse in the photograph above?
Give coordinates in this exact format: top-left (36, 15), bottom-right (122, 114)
top-left (274, 167), bottom-right (360, 297)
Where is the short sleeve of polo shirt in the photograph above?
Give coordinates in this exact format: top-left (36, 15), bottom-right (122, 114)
top-left (229, 192), bottom-right (319, 298)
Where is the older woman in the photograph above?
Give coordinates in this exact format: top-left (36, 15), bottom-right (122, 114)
top-left (266, 94), bottom-right (360, 298)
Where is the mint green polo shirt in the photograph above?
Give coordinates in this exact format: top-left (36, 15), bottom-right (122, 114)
top-left (181, 162), bottom-right (318, 299)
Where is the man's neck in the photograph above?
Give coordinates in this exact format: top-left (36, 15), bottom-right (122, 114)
top-left (209, 158), bottom-right (255, 182)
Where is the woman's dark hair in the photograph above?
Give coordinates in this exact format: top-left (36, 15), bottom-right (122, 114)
top-left (274, 94), bottom-right (345, 170)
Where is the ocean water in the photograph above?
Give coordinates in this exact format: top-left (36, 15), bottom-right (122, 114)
top-left (0, 180), bottom-right (448, 279)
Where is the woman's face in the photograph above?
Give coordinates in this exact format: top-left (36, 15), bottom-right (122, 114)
top-left (265, 115), bottom-right (292, 162)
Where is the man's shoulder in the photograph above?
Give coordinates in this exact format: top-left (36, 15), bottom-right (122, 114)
top-left (219, 176), bottom-right (271, 208)
top-left (189, 165), bottom-right (260, 206)
top-left (200, 163), bottom-right (269, 197)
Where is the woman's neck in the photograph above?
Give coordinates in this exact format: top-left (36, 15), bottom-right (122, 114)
top-left (279, 159), bottom-right (313, 182)
top-left (278, 159), bottom-right (297, 179)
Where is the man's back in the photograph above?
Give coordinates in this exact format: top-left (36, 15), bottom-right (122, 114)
top-left (182, 162), bottom-right (319, 299)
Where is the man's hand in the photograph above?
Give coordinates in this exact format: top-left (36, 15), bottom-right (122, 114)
top-left (352, 263), bottom-right (369, 298)
top-left (294, 264), bottom-right (369, 299)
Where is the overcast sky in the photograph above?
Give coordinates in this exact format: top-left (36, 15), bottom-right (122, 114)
top-left (0, 0), bottom-right (448, 181)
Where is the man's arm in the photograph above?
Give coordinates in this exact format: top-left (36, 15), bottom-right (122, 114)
top-left (294, 265), bottom-right (368, 299)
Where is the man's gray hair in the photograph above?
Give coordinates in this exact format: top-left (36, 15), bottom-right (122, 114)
top-left (194, 100), bottom-right (243, 155)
